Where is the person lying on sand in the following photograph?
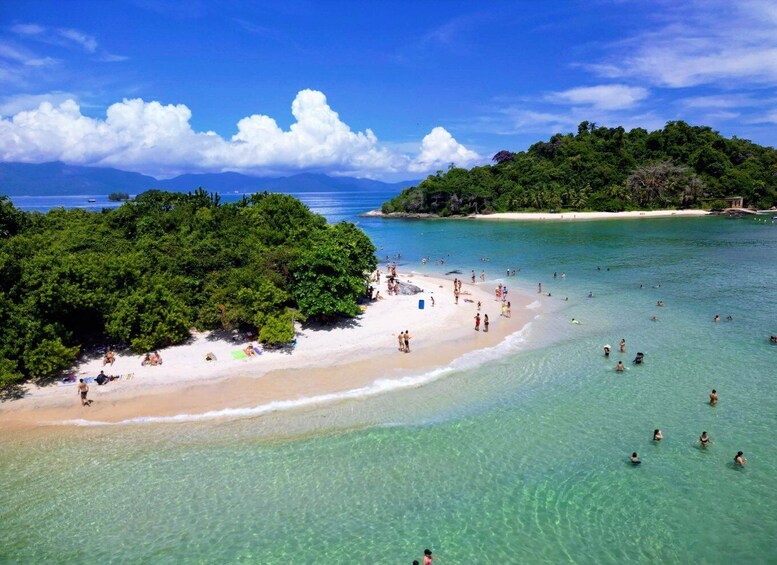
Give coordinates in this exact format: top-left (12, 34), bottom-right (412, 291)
top-left (103, 349), bottom-right (115, 366)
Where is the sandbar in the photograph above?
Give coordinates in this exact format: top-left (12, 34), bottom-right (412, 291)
top-left (0, 272), bottom-right (535, 431)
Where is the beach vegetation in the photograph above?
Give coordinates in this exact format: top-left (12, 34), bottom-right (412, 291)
top-left (382, 121), bottom-right (777, 215)
top-left (0, 191), bottom-right (376, 387)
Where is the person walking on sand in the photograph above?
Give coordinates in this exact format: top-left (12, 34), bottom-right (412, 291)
top-left (471, 270), bottom-right (476, 283)
top-left (709, 389), bottom-right (718, 406)
top-left (474, 313), bottom-right (481, 331)
top-left (477, 301), bottom-right (481, 311)
top-left (77, 378), bottom-right (90, 406)
top-left (430, 295), bottom-right (435, 307)
top-left (506, 301), bottom-right (511, 318)
top-left (454, 289), bottom-right (459, 305)
top-left (538, 282), bottom-right (542, 294)
top-left (480, 270), bottom-right (485, 281)
top-left (484, 314), bottom-right (489, 332)
top-left (404, 331), bottom-right (411, 353)
top-left (398, 331), bottom-right (405, 352)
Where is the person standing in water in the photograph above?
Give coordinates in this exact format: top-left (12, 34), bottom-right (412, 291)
top-left (604, 344), bottom-right (611, 357)
top-left (630, 452), bottom-right (641, 465)
top-left (538, 282), bottom-right (542, 294)
top-left (653, 429), bottom-right (663, 441)
top-left (616, 361), bottom-right (625, 372)
top-left (423, 549), bottom-right (433, 565)
top-left (619, 339), bottom-right (626, 353)
top-left (709, 389), bottom-right (718, 406)
top-left (735, 451), bottom-right (746, 466)
top-left (699, 431), bottom-right (712, 448)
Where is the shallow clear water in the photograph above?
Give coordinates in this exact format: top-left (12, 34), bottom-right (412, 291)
top-left (2, 193), bottom-right (777, 563)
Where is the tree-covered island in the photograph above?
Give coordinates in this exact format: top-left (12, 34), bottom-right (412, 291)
top-left (382, 121), bottom-right (777, 216)
top-left (0, 190), bottom-right (376, 388)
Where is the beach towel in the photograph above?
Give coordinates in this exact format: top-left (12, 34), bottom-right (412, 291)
top-left (231, 350), bottom-right (248, 360)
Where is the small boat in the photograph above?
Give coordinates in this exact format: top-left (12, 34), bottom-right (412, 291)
top-left (87, 198), bottom-right (97, 203)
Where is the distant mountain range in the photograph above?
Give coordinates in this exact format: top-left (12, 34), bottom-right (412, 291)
top-left (0, 162), bottom-right (419, 196)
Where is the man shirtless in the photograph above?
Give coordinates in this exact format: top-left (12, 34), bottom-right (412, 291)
top-left (403, 331), bottom-right (411, 353)
top-left (709, 389), bottom-right (718, 406)
top-left (398, 332), bottom-right (405, 352)
top-left (77, 379), bottom-right (90, 406)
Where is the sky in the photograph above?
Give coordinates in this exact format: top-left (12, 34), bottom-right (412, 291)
top-left (0, 0), bottom-right (776, 180)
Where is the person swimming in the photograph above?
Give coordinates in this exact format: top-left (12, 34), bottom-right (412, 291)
top-left (699, 431), bottom-right (712, 448)
top-left (653, 429), bottom-right (663, 441)
top-left (630, 452), bottom-right (641, 465)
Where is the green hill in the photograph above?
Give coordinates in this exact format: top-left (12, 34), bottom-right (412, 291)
top-left (382, 121), bottom-right (777, 215)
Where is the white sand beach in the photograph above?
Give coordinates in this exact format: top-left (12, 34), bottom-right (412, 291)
top-left (472, 210), bottom-right (711, 221)
top-left (0, 271), bottom-right (535, 427)
top-left (365, 209), bottom-right (711, 221)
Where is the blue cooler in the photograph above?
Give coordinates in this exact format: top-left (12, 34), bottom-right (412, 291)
top-left (418, 299), bottom-right (425, 310)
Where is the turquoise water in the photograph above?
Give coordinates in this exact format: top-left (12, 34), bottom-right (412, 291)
top-left (2, 199), bottom-right (777, 563)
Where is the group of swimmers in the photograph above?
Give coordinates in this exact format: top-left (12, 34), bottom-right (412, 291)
top-left (631, 416), bottom-right (746, 468)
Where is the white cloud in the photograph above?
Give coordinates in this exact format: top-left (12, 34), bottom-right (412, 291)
top-left (0, 91), bottom-right (78, 116)
top-left (0, 89), bottom-right (478, 178)
top-left (58, 28), bottom-right (98, 53)
top-left (589, 0), bottom-right (777, 88)
top-left (409, 127), bottom-right (480, 172)
top-left (11, 24), bottom-right (45, 36)
top-left (548, 84), bottom-right (648, 110)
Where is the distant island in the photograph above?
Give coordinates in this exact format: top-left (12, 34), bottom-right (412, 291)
top-left (108, 192), bottom-right (130, 202)
top-left (381, 121), bottom-right (777, 216)
top-left (0, 161), bottom-right (418, 197)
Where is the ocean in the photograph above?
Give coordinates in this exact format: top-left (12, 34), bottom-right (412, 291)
top-left (2, 191), bottom-right (776, 563)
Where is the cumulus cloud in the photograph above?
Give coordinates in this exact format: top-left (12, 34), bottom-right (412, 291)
top-left (0, 89), bottom-right (479, 178)
top-left (548, 84), bottom-right (648, 110)
top-left (409, 127), bottom-right (480, 172)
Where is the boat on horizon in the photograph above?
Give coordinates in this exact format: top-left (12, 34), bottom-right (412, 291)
top-left (87, 198), bottom-right (97, 203)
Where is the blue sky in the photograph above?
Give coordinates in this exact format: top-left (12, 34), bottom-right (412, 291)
top-left (1, 0), bottom-right (775, 180)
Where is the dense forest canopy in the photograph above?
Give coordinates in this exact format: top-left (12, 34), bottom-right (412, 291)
top-left (382, 121), bottom-right (777, 215)
top-left (0, 190), bottom-right (376, 388)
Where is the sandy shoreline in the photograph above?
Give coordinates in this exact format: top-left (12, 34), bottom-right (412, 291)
top-left (0, 271), bottom-right (536, 430)
top-left (364, 209), bottom-right (711, 221)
